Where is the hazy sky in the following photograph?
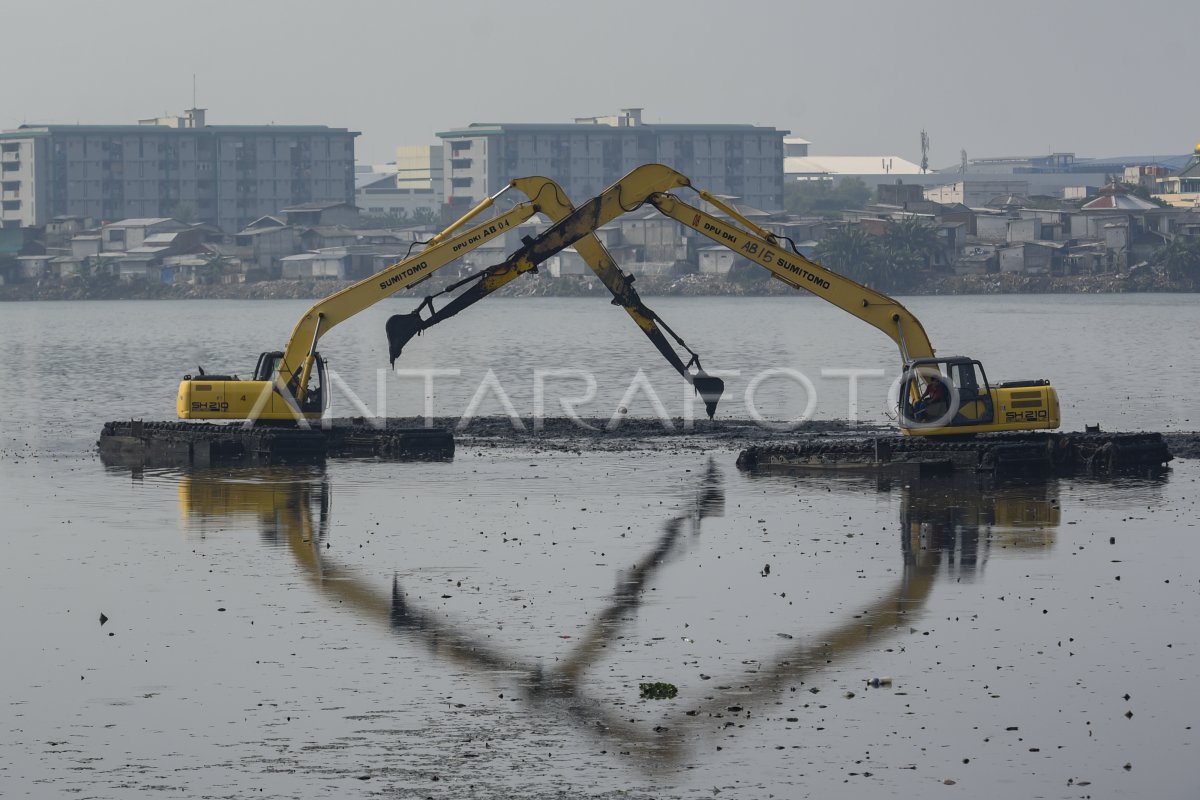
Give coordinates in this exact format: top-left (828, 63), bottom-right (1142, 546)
top-left (4, 0), bottom-right (1196, 167)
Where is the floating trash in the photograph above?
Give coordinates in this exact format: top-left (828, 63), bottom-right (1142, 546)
top-left (639, 682), bottom-right (678, 700)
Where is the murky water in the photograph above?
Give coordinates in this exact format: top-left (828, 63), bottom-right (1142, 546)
top-left (2, 295), bottom-right (1198, 798)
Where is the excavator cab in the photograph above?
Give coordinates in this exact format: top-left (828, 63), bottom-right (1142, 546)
top-left (901, 357), bottom-right (992, 429)
top-left (252, 351), bottom-right (281, 382)
top-left (254, 350), bottom-right (327, 415)
top-left (900, 357), bottom-right (1058, 434)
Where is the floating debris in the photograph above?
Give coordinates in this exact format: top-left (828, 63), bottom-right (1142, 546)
top-left (639, 682), bottom-right (678, 700)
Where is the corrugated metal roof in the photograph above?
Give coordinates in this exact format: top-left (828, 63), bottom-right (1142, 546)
top-left (1174, 157), bottom-right (1200, 179)
top-left (282, 201), bottom-right (357, 212)
top-left (1077, 154), bottom-right (1192, 171)
top-left (785, 155), bottom-right (926, 176)
top-left (235, 225), bottom-right (289, 237)
top-left (104, 218), bottom-right (177, 228)
top-left (356, 172), bottom-right (395, 191)
top-left (1080, 194), bottom-right (1156, 210)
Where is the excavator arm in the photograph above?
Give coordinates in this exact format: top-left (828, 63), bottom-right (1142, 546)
top-left (649, 192), bottom-right (936, 361)
top-left (179, 181), bottom-right (556, 421)
top-left (471, 164), bottom-right (1057, 436)
top-left (492, 164), bottom-right (936, 361)
top-left (384, 175), bottom-right (725, 417)
top-left (277, 183), bottom-right (553, 404)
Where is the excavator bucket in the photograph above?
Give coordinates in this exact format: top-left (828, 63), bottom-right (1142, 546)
top-left (690, 371), bottom-right (725, 420)
top-left (386, 312), bottom-right (425, 366)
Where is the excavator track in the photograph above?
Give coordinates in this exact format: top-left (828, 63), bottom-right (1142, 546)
top-left (735, 431), bottom-right (1172, 477)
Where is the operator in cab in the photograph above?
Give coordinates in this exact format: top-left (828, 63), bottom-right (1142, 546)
top-left (915, 376), bottom-right (950, 422)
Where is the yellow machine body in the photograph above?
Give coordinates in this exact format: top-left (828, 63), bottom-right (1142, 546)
top-left (178, 378), bottom-right (276, 421)
top-left (177, 376), bottom-right (324, 422)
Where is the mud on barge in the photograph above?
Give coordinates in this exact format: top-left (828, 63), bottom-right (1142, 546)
top-left (99, 417), bottom-right (1173, 478)
top-left (735, 431), bottom-right (1172, 477)
top-left (98, 419), bottom-right (454, 468)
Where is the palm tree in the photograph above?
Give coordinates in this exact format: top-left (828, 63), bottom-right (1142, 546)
top-left (874, 219), bottom-right (942, 291)
top-left (882, 219), bottom-right (942, 266)
top-left (410, 207), bottom-right (438, 226)
top-left (814, 226), bottom-right (878, 284)
top-left (1153, 237), bottom-right (1200, 283)
top-left (198, 253), bottom-right (230, 285)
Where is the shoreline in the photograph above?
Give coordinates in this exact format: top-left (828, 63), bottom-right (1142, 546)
top-left (1, 269), bottom-right (1193, 301)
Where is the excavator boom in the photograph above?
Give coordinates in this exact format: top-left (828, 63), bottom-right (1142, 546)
top-left (475, 164), bottom-right (1058, 436)
top-left (178, 181), bottom-right (552, 421)
top-left (384, 174), bottom-right (725, 417)
top-left (177, 172), bottom-right (725, 422)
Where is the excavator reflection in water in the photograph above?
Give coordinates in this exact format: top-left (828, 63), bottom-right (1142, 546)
top-left (172, 464), bottom-right (1059, 767)
top-left (743, 467), bottom-right (1062, 579)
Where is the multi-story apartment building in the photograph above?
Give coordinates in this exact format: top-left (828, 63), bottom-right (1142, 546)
top-left (396, 144), bottom-right (443, 195)
top-left (436, 108), bottom-right (787, 211)
top-left (355, 145), bottom-right (446, 219)
top-left (0, 109), bottom-right (358, 232)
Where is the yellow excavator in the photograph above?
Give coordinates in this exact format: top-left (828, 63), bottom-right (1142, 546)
top-left (389, 164), bottom-right (1059, 437)
top-left (176, 176), bottom-right (723, 422)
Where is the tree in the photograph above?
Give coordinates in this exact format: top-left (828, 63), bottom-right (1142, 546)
top-left (882, 218), bottom-right (942, 266)
top-left (170, 201), bottom-right (198, 224)
top-left (0, 254), bottom-right (17, 284)
top-left (411, 207), bottom-right (438, 226)
top-left (784, 178), bottom-right (870, 216)
top-left (813, 220), bottom-right (943, 293)
top-left (198, 253), bottom-right (230, 285)
top-left (813, 225), bottom-right (879, 284)
top-left (728, 258), bottom-right (770, 285)
top-left (1152, 236), bottom-right (1200, 282)
top-left (436, 203), bottom-right (464, 228)
top-left (1129, 183), bottom-right (1169, 207)
top-left (872, 219), bottom-right (942, 291)
top-left (360, 209), bottom-right (410, 228)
